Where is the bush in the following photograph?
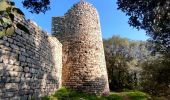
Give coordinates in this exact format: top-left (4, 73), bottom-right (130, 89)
top-left (141, 56), bottom-right (170, 98)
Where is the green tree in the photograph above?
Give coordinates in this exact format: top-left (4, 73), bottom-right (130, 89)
top-left (117, 1), bottom-right (170, 97)
top-left (22, 0), bottom-right (50, 14)
top-left (104, 36), bottom-right (147, 90)
top-left (141, 56), bottom-right (170, 98)
top-left (117, 0), bottom-right (170, 54)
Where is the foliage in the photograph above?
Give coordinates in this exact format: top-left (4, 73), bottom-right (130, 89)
top-left (104, 36), bottom-right (148, 90)
top-left (140, 55), bottom-right (170, 98)
top-left (0, 0), bottom-right (15, 37)
top-left (22, 0), bottom-right (50, 14)
top-left (104, 35), bottom-right (169, 98)
top-left (116, 1), bottom-right (170, 97)
top-left (41, 87), bottom-right (149, 100)
top-left (0, 0), bottom-right (30, 37)
top-left (117, 0), bottom-right (170, 54)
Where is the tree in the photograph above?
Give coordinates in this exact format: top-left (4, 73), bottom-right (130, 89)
top-left (104, 36), bottom-right (148, 90)
top-left (141, 55), bottom-right (170, 97)
top-left (117, 1), bottom-right (170, 97)
top-left (22, 0), bottom-right (50, 14)
top-left (117, 0), bottom-right (170, 54)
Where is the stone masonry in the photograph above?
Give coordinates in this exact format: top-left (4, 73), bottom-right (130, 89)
top-left (0, 0), bottom-right (110, 99)
top-left (52, 1), bottom-right (110, 95)
top-left (0, 14), bottom-right (62, 99)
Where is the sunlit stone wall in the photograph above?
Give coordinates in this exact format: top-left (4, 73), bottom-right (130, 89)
top-left (52, 1), bottom-right (110, 96)
top-left (0, 15), bottom-right (62, 99)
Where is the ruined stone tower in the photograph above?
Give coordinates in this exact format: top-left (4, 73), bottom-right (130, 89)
top-left (52, 1), bottom-right (110, 95)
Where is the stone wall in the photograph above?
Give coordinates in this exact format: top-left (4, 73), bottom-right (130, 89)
top-left (52, 1), bottom-right (110, 96)
top-left (0, 15), bottom-right (62, 99)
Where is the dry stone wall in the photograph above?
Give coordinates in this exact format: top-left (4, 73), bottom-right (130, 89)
top-left (52, 1), bottom-right (110, 96)
top-left (0, 15), bottom-right (62, 99)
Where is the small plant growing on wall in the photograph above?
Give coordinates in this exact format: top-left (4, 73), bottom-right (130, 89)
top-left (0, 0), bottom-right (29, 38)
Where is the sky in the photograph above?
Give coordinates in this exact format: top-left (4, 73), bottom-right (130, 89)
top-left (13, 0), bottom-right (149, 41)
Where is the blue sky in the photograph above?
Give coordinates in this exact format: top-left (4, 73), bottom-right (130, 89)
top-left (13, 0), bottom-right (149, 41)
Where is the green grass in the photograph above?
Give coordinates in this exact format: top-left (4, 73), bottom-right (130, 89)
top-left (42, 87), bottom-right (149, 100)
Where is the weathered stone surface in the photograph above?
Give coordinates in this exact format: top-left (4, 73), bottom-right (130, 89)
top-left (0, 13), bottom-right (62, 99)
top-left (19, 55), bottom-right (26, 62)
top-left (52, 1), bottom-right (109, 96)
top-left (0, 0), bottom-right (110, 99)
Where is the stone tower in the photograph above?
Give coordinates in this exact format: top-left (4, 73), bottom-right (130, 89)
top-left (52, 1), bottom-right (109, 95)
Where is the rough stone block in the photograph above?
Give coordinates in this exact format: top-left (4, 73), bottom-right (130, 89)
top-left (19, 55), bottom-right (26, 62)
top-left (24, 67), bottom-right (29, 73)
top-left (10, 44), bottom-right (19, 50)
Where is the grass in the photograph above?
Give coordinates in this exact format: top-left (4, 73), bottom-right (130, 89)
top-left (42, 87), bottom-right (150, 100)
